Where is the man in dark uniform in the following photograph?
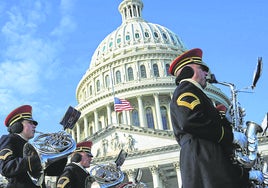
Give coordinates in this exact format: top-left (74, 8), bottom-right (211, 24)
top-left (56, 141), bottom-right (94, 188)
top-left (169, 48), bottom-right (263, 188)
top-left (0, 105), bottom-right (67, 188)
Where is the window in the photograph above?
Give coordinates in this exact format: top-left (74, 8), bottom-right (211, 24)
top-left (116, 70), bottom-right (121, 84)
top-left (118, 113), bottom-right (123, 124)
top-left (163, 33), bottom-right (167, 40)
top-left (96, 80), bottom-right (100, 92)
top-left (126, 35), bottom-right (130, 41)
top-left (154, 32), bottom-right (159, 38)
top-left (166, 64), bottom-right (171, 76)
top-left (161, 106), bottom-right (168, 130)
top-left (135, 33), bottom-right (140, 39)
top-left (117, 38), bottom-right (121, 44)
top-left (105, 75), bottom-right (110, 88)
top-left (89, 85), bottom-right (92, 95)
top-left (146, 107), bottom-right (155, 129)
top-left (128, 67), bottom-right (134, 81)
top-left (133, 5), bottom-right (137, 17)
top-left (145, 32), bottom-right (149, 38)
top-left (140, 65), bottom-right (147, 78)
top-left (153, 64), bottom-right (159, 77)
top-left (132, 109), bottom-right (139, 126)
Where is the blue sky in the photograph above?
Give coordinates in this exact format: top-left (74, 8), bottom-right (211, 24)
top-left (0, 0), bottom-right (267, 136)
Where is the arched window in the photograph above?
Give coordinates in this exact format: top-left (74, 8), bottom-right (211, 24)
top-left (161, 106), bottom-right (168, 130)
top-left (96, 80), bottom-right (100, 92)
top-left (166, 64), bottom-right (171, 76)
top-left (89, 85), bottom-right (92, 95)
top-left (153, 64), bottom-right (159, 77)
top-left (116, 70), bottom-right (121, 84)
top-left (140, 65), bottom-right (147, 78)
top-left (128, 67), bottom-right (134, 81)
top-left (146, 107), bottom-right (155, 129)
top-left (132, 109), bottom-right (139, 126)
top-left (105, 75), bottom-right (110, 88)
top-left (90, 126), bottom-right (93, 135)
top-left (118, 113), bottom-right (123, 124)
top-left (98, 121), bottom-right (102, 130)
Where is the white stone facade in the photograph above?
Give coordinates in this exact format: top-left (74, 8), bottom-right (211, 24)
top-left (65, 0), bottom-right (268, 187)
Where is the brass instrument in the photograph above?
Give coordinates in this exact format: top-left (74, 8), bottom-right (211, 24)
top-left (116, 168), bottom-right (147, 188)
top-left (23, 106), bottom-right (80, 186)
top-left (90, 150), bottom-right (128, 188)
top-left (209, 57), bottom-right (267, 187)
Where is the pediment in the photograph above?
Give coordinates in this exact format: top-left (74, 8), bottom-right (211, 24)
top-left (87, 125), bottom-right (177, 159)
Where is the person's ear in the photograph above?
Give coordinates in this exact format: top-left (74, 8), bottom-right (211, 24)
top-left (71, 153), bottom-right (82, 162)
top-left (175, 66), bottom-right (194, 85)
top-left (8, 121), bottom-right (23, 133)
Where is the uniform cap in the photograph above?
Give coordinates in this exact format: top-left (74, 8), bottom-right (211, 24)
top-left (75, 141), bottom-right (93, 157)
top-left (4, 105), bottom-right (38, 127)
top-left (169, 48), bottom-right (209, 76)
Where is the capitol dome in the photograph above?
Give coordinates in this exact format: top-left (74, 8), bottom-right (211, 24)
top-left (90, 0), bottom-right (185, 69)
top-left (73, 0), bottom-right (230, 187)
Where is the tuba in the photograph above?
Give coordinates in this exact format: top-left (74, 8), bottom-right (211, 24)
top-left (23, 106), bottom-right (80, 186)
top-left (90, 150), bottom-right (128, 188)
top-left (209, 57), bottom-right (267, 187)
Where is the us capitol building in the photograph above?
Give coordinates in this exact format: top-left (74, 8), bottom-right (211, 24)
top-left (68, 0), bottom-right (268, 187)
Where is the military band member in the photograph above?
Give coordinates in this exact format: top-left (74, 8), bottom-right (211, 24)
top-left (169, 48), bottom-right (263, 188)
top-left (0, 105), bottom-right (67, 188)
top-left (56, 141), bottom-right (94, 188)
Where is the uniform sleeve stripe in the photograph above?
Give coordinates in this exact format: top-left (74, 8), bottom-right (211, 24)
top-left (57, 177), bottom-right (70, 188)
top-left (218, 126), bottom-right (224, 143)
top-left (0, 149), bottom-right (13, 160)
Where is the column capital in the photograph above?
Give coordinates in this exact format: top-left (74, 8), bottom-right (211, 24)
top-left (149, 165), bottom-right (159, 174)
top-left (173, 162), bottom-right (180, 170)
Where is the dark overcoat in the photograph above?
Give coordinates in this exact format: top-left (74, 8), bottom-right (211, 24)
top-left (56, 163), bottom-right (94, 188)
top-left (0, 133), bottom-right (67, 188)
top-left (0, 134), bottom-right (45, 188)
top-left (170, 79), bottom-right (249, 188)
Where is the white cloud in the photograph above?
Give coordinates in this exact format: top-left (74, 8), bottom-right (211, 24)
top-left (51, 0), bottom-right (76, 38)
top-left (0, 0), bottom-right (77, 119)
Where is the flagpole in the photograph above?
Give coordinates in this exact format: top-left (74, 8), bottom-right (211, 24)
top-left (110, 65), bottom-right (118, 125)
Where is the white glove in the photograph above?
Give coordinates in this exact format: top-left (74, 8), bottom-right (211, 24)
top-left (233, 131), bottom-right (247, 149)
top-left (249, 170), bottom-right (264, 183)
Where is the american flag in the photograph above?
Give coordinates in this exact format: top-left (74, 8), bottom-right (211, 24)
top-left (114, 97), bottom-right (134, 112)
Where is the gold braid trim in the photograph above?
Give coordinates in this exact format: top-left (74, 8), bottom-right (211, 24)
top-left (28, 156), bottom-right (32, 172)
top-left (218, 126), bottom-right (224, 143)
top-left (57, 177), bottom-right (70, 188)
top-left (0, 149), bottom-right (13, 160)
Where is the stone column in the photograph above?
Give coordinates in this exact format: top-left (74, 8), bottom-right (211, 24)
top-left (154, 93), bottom-right (163, 130)
top-left (137, 96), bottom-right (146, 127)
top-left (173, 162), bottom-right (182, 188)
top-left (106, 104), bottom-right (112, 125)
top-left (94, 110), bottom-right (99, 132)
top-left (126, 110), bottom-right (131, 125)
top-left (76, 123), bottom-right (80, 142)
top-left (122, 110), bottom-right (127, 125)
top-left (167, 106), bottom-right (173, 131)
top-left (71, 130), bottom-right (75, 140)
top-left (84, 116), bottom-right (88, 138)
top-left (150, 166), bottom-right (160, 188)
top-left (126, 169), bottom-right (136, 183)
